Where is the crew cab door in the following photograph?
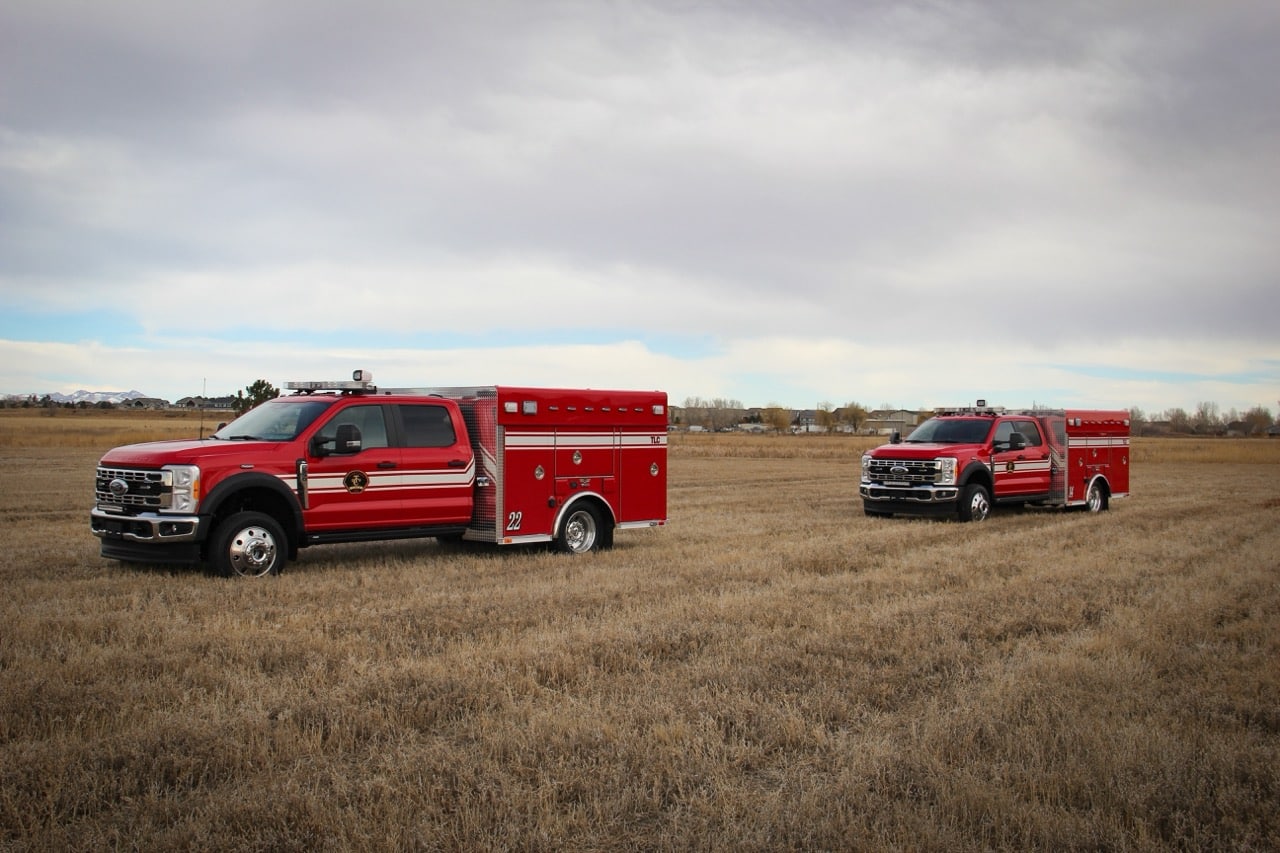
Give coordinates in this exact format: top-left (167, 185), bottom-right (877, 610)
top-left (304, 402), bottom-right (403, 529)
top-left (991, 418), bottom-right (1052, 498)
top-left (392, 402), bottom-right (475, 525)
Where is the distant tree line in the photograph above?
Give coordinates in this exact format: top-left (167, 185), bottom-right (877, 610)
top-left (1128, 403), bottom-right (1275, 436)
top-left (4, 389), bottom-right (1276, 437)
top-left (671, 397), bottom-right (1277, 436)
top-left (677, 397), bottom-right (872, 433)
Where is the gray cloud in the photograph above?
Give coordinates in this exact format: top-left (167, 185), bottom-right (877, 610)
top-left (2, 0), bottom-right (1277, 408)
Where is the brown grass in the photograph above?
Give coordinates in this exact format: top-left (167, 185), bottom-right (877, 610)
top-left (1, 424), bottom-right (1278, 850)
top-left (0, 408), bottom-right (217, 449)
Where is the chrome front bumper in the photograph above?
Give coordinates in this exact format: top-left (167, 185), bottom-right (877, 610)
top-left (860, 484), bottom-right (959, 503)
top-left (91, 507), bottom-right (203, 543)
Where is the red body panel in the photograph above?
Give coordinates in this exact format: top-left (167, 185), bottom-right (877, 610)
top-left (432, 386), bottom-right (668, 543)
top-left (1061, 410), bottom-right (1131, 505)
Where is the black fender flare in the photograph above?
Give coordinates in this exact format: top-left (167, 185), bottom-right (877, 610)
top-left (200, 472), bottom-right (305, 543)
top-left (958, 460), bottom-right (993, 490)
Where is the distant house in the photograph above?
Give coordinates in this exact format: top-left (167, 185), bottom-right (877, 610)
top-left (793, 410), bottom-right (821, 432)
top-left (864, 409), bottom-right (923, 436)
top-left (176, 395), bottom-right (237, 410)
top-left (831, 407), bottom-right (864, 433)
top-left (742, 407), bottom-right (795, 431)
top-left (126, 397), bottom-right (170, 410)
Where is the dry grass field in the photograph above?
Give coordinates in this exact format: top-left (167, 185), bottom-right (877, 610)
top-left (1, 410), bottom-right (1278, 850)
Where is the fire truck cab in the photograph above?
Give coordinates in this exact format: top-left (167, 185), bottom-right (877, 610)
top-left (91, 372), bottom-right (668, 576)
top-left (860, 403), bottom-right (1130, 521)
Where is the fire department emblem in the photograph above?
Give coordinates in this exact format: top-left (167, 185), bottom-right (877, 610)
top-left (1006, 461), bottom-right (1016, 473)
top-left (343, 470), bottom-right (369, 494)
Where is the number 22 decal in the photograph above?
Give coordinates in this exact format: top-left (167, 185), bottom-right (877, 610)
top-left (506, 511), bottom-right (523, 532)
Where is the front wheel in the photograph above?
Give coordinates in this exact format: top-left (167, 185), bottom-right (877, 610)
top-left (210, 511), bottom-right (286, 577)
top-left (555, 504), bottom-right (604, 554)
top-left (958, 483), bottom-right (991, 522)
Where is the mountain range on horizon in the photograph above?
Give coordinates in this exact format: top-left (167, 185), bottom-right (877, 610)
top-left (8, 389), bottom-right (149, 404)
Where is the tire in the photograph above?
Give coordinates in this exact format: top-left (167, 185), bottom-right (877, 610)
top-left (210, 511), bottom-right (286, 577)
top-left (555, 503), bottom-right (603, 554)
top-left (958, 483), bottom-right (991, 522)
top-left (1085, 480), bottom-right (1108, 513)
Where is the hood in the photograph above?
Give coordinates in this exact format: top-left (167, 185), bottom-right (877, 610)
top-left (866, 440), bottom-right (984, 458)
top-left (98, 437), bottom-right (285, 467)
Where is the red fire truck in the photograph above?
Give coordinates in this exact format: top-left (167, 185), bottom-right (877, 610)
top-left (860, 402), bottom-right (1129, 521)
top-left (91, 371), bottom-right (668, 576)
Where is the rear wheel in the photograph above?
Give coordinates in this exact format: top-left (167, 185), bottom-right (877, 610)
top-left (958, 483), bottom-right (991, 522)
top-left (211, 511), bottom-right (286, 577)
top-left (556, 503), bottom-right (603, 554)
top-left (1085, 480), bottom-right (1108, 513)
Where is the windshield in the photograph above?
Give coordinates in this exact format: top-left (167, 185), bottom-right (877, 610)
top-left (904, 417), bottom-right (992, 444)
top-left (212, 399), bottom-right (333, 441)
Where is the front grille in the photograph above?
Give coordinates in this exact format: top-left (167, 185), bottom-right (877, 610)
top-left (96, 467), bottom-right (171, 510)
top-left (865, 458), bottom-right (940, 484)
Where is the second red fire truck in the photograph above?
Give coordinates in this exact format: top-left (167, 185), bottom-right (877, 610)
top-left (860, 402), bottom-right (1130, 521)
top-left (91, 372), bottom-right (668, 577)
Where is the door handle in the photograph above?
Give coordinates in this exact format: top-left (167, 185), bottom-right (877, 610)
top-left (377, 461), bottom-right (397, 469)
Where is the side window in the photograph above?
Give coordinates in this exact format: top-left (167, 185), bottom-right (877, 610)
top-left (400, 404), bottom-right (458, 448)
top-left (994, 421), bottom-right (1015, 445)
top-left (1015, 422), bottom-right (1043, 446)
top-left (315, 404), bottom-right (389, 451)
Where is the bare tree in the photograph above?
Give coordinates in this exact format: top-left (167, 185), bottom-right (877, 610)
top-left (1193, 401), bottom-right (1221, 434)
top-left (681, 396), bottom-right (709, 430)
top-left (1128, 406), bottom-right (1146, 436)
top-left (816, 401), bottom-right (836, 433)
top-left (761, 404), bottom-right (792, 433)
top-left (840, 401), bottom-right (869, 433)
top-left (1243, 405), bottom-right (1274, 434)
top-left (1164, 407), bottom-right (1191, 433)
top-left (707, 398), bottom-right (745, 432)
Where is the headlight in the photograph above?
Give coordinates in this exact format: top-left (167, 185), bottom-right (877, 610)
top-left (165, 464), bottom-right (201, 513)
top-left (861, 454), bottom-right (871, 483)
top-left (936, 457), bottom-right (957, 485)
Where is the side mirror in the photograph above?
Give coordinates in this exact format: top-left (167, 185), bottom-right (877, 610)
top-left (890, 430), bottom-right (901, 445)
top-left (335, 423), bottom-right (362, 453)
top-left (1008, 432), bottom-right (1026, 450)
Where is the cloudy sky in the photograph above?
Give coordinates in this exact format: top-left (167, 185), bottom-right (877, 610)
top-left (2, 0), bottom-right (1277, 415)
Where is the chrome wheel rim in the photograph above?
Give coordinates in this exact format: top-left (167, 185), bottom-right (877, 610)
top-left (563, 510), bottom-right (597, 553)
top-left (228, 525), bottom-right (278, 577)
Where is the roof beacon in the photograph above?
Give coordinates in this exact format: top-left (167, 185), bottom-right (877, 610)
top-left (285, 369), bottom-right (376, 394)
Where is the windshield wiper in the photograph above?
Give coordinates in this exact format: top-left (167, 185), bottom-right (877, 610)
top-left (227, 434), bottom-right (262, 441)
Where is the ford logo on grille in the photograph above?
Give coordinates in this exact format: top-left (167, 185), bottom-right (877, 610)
top-left (890, 465), bottom-right (908, 475)
top-left (109, 478), bottom-right (129, 497)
